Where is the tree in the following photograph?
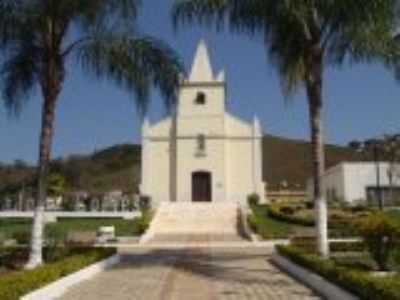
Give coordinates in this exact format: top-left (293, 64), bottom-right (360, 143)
top-left (0, 0), bottom-right (182, 268)
top-left (47, 173), bottom-right (67, 198)
top-left (173, 0), bottom-right (397, 257)
top-left (356, 212), bottom-right (400, 271)
top-left (13, 159), bottom-right (29, 169)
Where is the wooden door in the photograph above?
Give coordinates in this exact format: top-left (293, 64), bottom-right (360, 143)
top-left (192, 172), bottom-right (212, 202)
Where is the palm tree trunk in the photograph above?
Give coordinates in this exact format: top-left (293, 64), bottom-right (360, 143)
top-left (306, 48), bottom-right (329, 258)
top-left (25, 93), bottom-right (58, 269)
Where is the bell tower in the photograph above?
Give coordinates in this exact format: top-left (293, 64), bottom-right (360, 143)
top-left (177, 40), bottom-right (226, 119)
top-left (173, 40), bottom-right (228, 202)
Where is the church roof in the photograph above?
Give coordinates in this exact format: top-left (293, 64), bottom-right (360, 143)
top-left (189, 40), bottom-right (214, 82)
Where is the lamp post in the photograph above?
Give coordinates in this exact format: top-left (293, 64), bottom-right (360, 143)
top-left (350, 139), bottom-right (384, 210)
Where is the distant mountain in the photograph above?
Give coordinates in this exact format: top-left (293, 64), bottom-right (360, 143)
top-left (51, 144), bottom-right (142, 194)
top-left (262, 134), bottom-right (364, 190)
top-left (0, 136), bottom-right (364, 194)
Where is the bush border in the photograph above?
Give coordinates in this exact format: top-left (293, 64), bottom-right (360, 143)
top-left (0, 247), bottom-right (117, 300)
top-left (276, 245), bottom-right (400, 300)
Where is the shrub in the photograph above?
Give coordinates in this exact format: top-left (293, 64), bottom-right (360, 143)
top-left (0, 232), bottom-right (5, 246)
top-left (0, 247), bottom-right (116, 300)
top-left (290, 236), bottom-right (366, 253)
top-left (279, 206), bottom-right (295, 215)
top-left (392, 248), bottom-right (400, 271)
top-left (139, 196), bottom-right (152, 213)
top-left (330, 241), bottom-right (366, 252)
top-left (0, 247), bottom-right (28, 270)
top-left (305, 201), bottom-right (314, 209)
top-left (350, 204), bottom-right (370, 213)
top-left (268, 204), bottom-right (360, 238)
top-left (247, 214), bottom-right (258, 233)
top-left (268, 204), bottom-right (315, 226)
top-left (276, 245), bottom-right (400, 300)
top-left (247, 193), bottom-right (260, 207)
top-left (136, 211), bottom-right (152, 234)
top-left (12, 231), bottom-right (30, 245)
top-left (290, 236), bottom-right (317, 252)
top-left (43, 227), bottom-right (69, 261)
top-left (355, 212), bottom-right (400, 271)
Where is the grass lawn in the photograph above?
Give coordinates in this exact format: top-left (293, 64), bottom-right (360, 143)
top-left (0, 217), bottom-right (145, 241)
top-left (248, 205), bottom-right (310, 239)
top-left (0, 219), bottom-right (32, 241)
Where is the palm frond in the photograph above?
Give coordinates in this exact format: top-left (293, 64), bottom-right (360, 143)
top-left (0, 42), bottom-right (39, 116)
top-left (173, 0), bottom-right (230, 30)
top-left (0, 0), bottom-right (24, 48)
top-left (1, 0), bottom-right (179, 116)
top-left (68, 0), bottom-right (141, 34)
top-left (173, 0), bottom-right (312, 97)
top-left (173, 0), bottom-right (398, 96)
top-left (75, 32), bottom-right (182, 114)
top-left (319, 0), bottom-right (397, 65)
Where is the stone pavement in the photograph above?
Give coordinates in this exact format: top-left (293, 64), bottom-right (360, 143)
top-left (57, 247), bottom-right (321, 300)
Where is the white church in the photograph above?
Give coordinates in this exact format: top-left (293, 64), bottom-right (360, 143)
top-left (140, 41), bottom-right (265, 206)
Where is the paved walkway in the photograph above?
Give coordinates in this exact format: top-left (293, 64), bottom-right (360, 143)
top-left (58, 247), bottom-right (321, 300)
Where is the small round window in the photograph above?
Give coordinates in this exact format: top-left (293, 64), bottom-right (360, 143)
top-left (195, 92), bottom-right (206, 105)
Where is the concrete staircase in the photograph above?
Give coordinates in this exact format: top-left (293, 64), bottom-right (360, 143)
top-left (140, 202), bottom-right (247, 244)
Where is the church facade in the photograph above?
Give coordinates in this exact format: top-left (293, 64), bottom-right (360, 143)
top-left (140, 41), bottom-right (265, 205)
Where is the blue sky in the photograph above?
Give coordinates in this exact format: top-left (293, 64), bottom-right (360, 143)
top-left (1, 0), bottom-right (400, 164)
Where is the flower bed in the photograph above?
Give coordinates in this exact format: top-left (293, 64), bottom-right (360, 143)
top-left (267, 204), bottom-right (369, 237)
top-left (268, 204), bottom-right (315, 226)
top-left (0, 247), bottom-right (116, 300)
top-left (276, 245), bottom-right (400, 300)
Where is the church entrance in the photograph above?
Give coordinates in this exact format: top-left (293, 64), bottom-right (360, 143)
top-left (192, 172), bottom-right (212, 202)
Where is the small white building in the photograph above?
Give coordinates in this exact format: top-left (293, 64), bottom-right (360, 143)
top-left (307, 162), bottom-right (400, 206)
top-left (140, 41), bottom-right (266, 206)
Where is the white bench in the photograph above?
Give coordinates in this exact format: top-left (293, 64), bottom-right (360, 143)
top-left (97, 226), bottom-right (116, 243)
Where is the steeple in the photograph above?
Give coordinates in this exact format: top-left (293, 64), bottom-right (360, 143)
top-left (178, 40), bottom-right (226, 117)
top-left (189, 40), bottom-right (214, 82)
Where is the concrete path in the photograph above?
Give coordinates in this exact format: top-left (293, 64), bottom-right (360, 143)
top-left (58, 247), bottom-right (320, 300)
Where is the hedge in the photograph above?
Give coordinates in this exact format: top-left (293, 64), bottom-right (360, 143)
top-left (268, 205), bottom-right (361, 237)
top-left (276, 245), bottom-right (400, 300)
top-left (290, 236), bottom-right (367, 253)
top-left (268, 204), bottom-right (315, 226)
top-left (0, 247), bottom-right (116, 300)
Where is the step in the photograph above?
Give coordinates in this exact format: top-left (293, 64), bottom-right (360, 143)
top-left (142, 202), bottom-right (244, 244)
top-left (147, 234), bottom-right (245, 244)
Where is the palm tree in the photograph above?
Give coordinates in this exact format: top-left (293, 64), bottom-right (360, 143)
top-left (173, 0), bottom-right (396, 257)
top-left (0, 0), bottom-right (182, 269)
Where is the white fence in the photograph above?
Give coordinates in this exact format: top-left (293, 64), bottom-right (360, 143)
top-left (0, 211), bottom-right (141, 222)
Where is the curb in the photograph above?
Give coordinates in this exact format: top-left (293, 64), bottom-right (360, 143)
top-left (21, 254), bottom-right (121, 300)
top-left (271, 252), bottom-right (359, 300)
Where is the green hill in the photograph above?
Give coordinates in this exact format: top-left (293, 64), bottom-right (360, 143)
top-left (263, 134), bottom-right (363, 190)
top-left (0, 136), bottom-right (363, 194)
top-left (50, 144), bottom-right (141, 194)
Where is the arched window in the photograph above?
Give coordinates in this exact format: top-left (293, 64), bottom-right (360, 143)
top-left (195, 92), bottom-right (206, 105)
top-left (197, 134), bottom-right (206, 152)
top-left (196, 134), bottom-right (206, 157)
